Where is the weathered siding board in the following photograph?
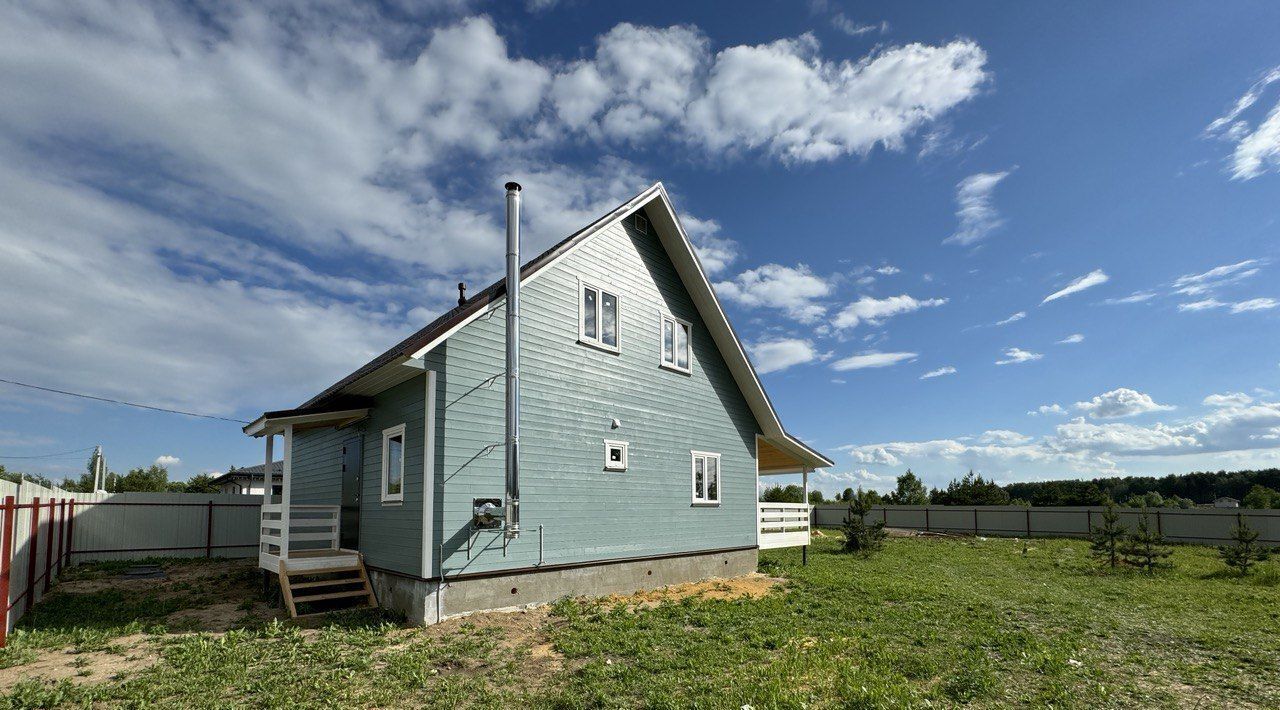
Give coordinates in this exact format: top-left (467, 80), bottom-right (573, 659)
top-left (439, 215), bottom-right (761, 575)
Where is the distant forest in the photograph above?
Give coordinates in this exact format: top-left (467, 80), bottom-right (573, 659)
top-left (1004, 468), bottom-right (1280, 507)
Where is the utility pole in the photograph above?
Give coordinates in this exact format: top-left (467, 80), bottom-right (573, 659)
top-left (91, 446), bottom-right (106, 493)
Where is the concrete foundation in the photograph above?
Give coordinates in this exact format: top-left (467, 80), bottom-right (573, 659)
top-left (368, 547), bottom-right (758, 625)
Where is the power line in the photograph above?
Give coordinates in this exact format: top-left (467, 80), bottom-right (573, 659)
top-left (0, 446), bottom-right (96, 460)
top-left (0, 378), bottom-right (249, 424)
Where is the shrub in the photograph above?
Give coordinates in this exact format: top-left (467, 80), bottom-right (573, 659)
top-left (1219, 520), bottom-right (1271, 575)
top-left (842, 488), bottom-right (888, 556)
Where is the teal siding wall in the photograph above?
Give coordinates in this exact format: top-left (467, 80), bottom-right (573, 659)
top-left (438, 212), bottom-right (761, 576)
top-left (356, 375), bottom-right (425, 574)
top-left (289, 427), bottom-right (347, 506)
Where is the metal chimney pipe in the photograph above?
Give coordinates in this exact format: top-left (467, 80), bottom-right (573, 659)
top-left (503, 181), bottom-right (522, 540)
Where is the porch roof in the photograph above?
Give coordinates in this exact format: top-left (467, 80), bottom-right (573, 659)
top-left (243, 399), bottom-right (372, 437)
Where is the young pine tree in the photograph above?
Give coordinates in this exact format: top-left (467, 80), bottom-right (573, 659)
top-left (842, 488), bottom-right (888, 556)
top-left (1089, 500), bottom-right (1125, 569)
top-left (1219, 520), bottom-right (1271, 576)
top-left (1121, 511), bottom-right (1172, 574)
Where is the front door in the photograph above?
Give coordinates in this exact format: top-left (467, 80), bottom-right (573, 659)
top-left (340, 437), bottom-right (363, 550)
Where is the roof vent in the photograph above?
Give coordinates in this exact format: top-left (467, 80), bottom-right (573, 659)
top-left (457, 282), bottom-right (467, 306)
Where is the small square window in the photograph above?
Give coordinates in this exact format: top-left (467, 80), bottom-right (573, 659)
top-left (691, 451), bottom-right (720, 505)
top-left (604, 440), bottom-right (628, 472)
top-left (634, 214), bottom-right (648, 233)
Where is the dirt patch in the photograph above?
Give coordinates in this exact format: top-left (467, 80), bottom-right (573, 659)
top-left (600, 573), bottom-right (783, 609)
top-left (0, 634), bottom-right (159, 690)
top-left (165, 601), bottom-right (280, 633)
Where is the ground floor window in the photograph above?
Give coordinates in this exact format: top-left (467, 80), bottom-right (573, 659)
top-left (691, 451), bottom-right (720, 505)
top-left (381, 424), bottom-right (405, 503)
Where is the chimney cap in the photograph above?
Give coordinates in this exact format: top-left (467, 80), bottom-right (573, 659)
top-left (504, 181), bottom-right (522, 192)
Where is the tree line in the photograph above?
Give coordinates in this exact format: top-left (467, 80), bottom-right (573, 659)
top-left (0, 458), bottom-right (222, 494)
top-left (761, 467), bottom-right (1280, 509)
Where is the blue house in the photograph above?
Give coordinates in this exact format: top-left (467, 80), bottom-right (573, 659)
top-left (244, 183), bottom-right (831, 622)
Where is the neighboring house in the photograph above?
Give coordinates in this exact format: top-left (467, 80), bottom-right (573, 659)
top-left (1214, 497), bottom-right (1240, 508)
top-left (243, 183), bottom-right (831, 624)
top-left (210, 462), bottom-right (283, 496)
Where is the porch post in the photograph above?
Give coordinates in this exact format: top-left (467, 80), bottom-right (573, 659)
top-left (280, 425), bottom-right (293, 560)
top-left (802, 467), bottom-right (810, 566)
top-left (262, 434), bottom-right (273, 560)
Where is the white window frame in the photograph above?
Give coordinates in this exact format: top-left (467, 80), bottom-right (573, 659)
top-left (691, 450), bottom-right (721, 506)
top-left (603, 440), bottom-right (629, 472)
top-left (634, 214), bottom-right (648, 233)
top-left (659, 313), bottom-right (692, 374)
top-left (578, 278), bottom-right (621, 354)
top-left (381, 423), bottom-right (406, 504)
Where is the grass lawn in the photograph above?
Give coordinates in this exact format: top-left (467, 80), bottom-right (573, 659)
top-left (0, 534), bottom-right (1276, 708)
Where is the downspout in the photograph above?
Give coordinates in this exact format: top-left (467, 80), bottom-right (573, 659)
top-left (504, 182), bottom-right (522, 540)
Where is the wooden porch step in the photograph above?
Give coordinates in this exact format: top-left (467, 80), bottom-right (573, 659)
top-left (278, 553), bottom-right (378, 618)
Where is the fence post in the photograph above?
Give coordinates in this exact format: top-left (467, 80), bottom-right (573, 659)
top-left (42, 500), bottom-right (54, 593)
top-left (924, 507), bottom-right (930, 532)
top-left (1086, 508), bottom-right (1092, 536)
top-left (54, 500), bottom-right (65, 578)
top-left (974, 507), bottom-right (979, 535)
top-left (1026, 507), bottom-right (1032, 536)
top-left (1, 496), bottom-right (15, 648)
top-left (63, 500), bottom-right (75, 570)
top-left (25, 498), bottom-right (40, 614)
top-left (205, 500), bottom-right (214, 558)
top-left (1156, 509), bottom-right (1163, 537)
top-left (882, 507), bottom-right (888, 524)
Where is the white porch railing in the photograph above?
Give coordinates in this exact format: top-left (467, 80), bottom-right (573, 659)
top-left (758, 502), bottom-right (811, 550)
top-left (259, 504), bottom-right (342, 571)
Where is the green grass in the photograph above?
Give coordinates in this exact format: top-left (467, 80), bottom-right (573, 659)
top-left (1, 536), bottom-right (1277, 708)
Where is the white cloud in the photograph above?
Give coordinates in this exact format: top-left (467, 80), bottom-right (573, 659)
top-left (1056, 333), bottom-right (1084, 344)
top-left (920, 366), bottom-right (956, 379)
top-left (1029, 404), bottom-right (1067, 416)
top-left (1042, 269), bottom-right (1109, 304)
top-left (681, 215), bottom-right (740, 275)
top-left (995, 311), bottom-right (1025, 326)
top-left (685, 37), bottom-right (989, 163)
top-left (717, 264), bottom-right (832, 322)
top-left (1231, 297), bottom-right (1278, 313)
top-left (1172, 259), bottom-right (1263, 296)
top-left (154, 455), bottom-right (181, 468)
top-left (749, 338), bottom-right (820, 374)
top-left (1074, 388), bottom-right (1174, 419)
top-left (830, 16), bottom-right (888, 37)
top-left (942, 170), bottom-right (1011, 246)
top-left (995, 347), bottom-right (1042, 365)
top-left (875, 265), bottom-right (901, 276)
top-left (1103, 291), bottom-right (1157, 305)
top-left (832, 294), bottom-right (947, 329)
top-left (978, 429), bottom-right (1032, 445)
top-left (1178, 299), bottom-right (1226, 312)
top-left (1205, 392), bottom-right (1253, 407)
top-left (831, 351), bottom-right (918, 371)
top-left (1204, 66), bottom-right (1280, 180)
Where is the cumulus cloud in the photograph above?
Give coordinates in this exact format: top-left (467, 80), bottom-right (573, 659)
top-left (995, 347), bottom-right (1042, 365)
top-left (1042, 270), bottom-right (1110, 304)
top-left (1029, 404), bottom-right (1067, 416)
top-left (1057, 333), bottom-right (1084, 344)
top-left (832, 294), bottom-right (947, 329)
top-left (875, 265), bottom-right (901, 275)
top-left (154, 455), bottom-right (181, 468)
top-left (717, 264), bottom-right (832, 322)
top-left (978, 430), bottom-right (1032, 445)
top-left (1204, 392), bottom-right (1253, 407)
top-left (831, 351), bottom-right (918, 371)
top-left (943, 170), bottom-right (1011, 246)
top-left (1074, 388), bottom-right (1174, 419)
top-left (920, 366), bottom-right (956, 379)
top-left (749, 338), bottom-right (820, 374)
top-left (1204, 66), bottom-right (1280, 180)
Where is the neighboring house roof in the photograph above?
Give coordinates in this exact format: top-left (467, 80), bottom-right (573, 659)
top-left (263, 183), bottom-right (832, 471)
top-left (211, 461), bottom-right (283, 486)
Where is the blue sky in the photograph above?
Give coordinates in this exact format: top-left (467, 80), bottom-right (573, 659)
top-left (2, 1), bottom-right (1279, 497)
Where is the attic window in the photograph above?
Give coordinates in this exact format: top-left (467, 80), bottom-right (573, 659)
top-left (660, 314), bottom-right (691, 374)
top-left (634, 214), bottom-right (648, 233)
top-left (604, 440), bottom-right (628, 472)
top-left (579, 280), bottom-right (620, 352)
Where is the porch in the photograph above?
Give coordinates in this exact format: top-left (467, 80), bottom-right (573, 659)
top-left (244, 404), bottom-right (370, 575)
top-left (756, 435), bottom-right (817, 552)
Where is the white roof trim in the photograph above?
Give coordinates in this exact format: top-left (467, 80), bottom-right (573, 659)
top-left (244, 408), bottom-right (370, 438)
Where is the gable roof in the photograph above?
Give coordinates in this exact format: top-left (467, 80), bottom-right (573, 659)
top-left (211, 461), bottom-right (283, 485)
top-left (294, 183), bottom-right (832, 471)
